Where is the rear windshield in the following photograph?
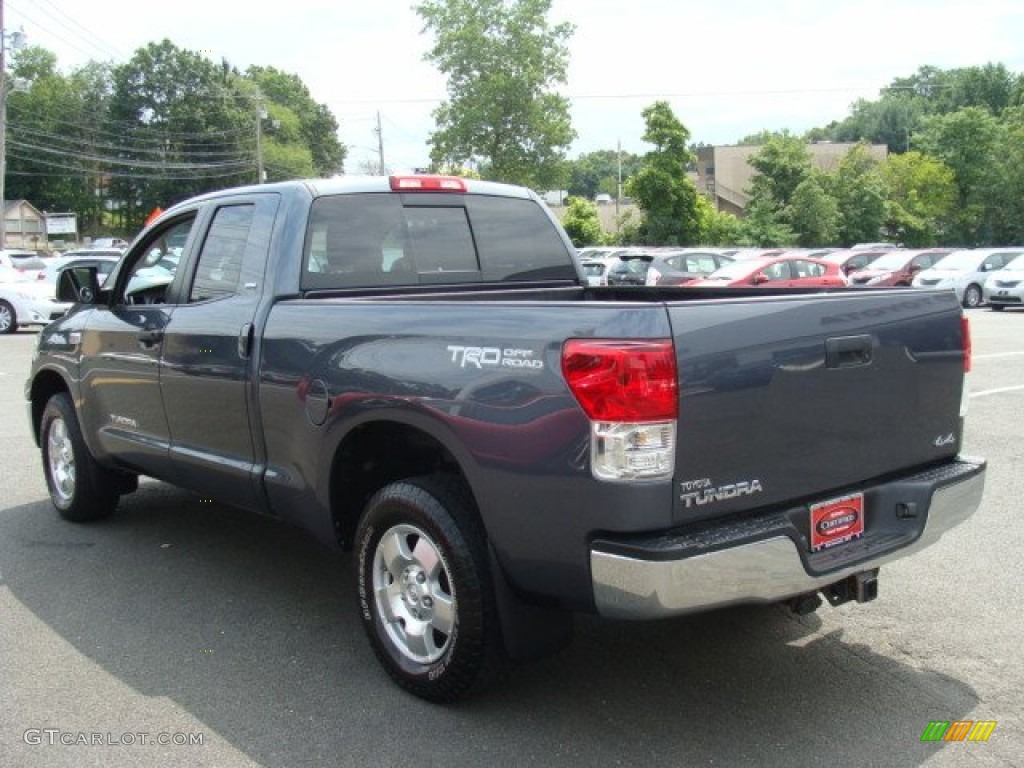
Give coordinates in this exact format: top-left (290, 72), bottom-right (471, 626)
top-left (301, 192), bottom-right (574, 290)
top-left (8, 254), bottom-right (47, 270)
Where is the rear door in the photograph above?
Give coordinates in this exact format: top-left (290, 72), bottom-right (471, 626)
top-left (159, 193), bottom-right (279, 510)
top-left (667, 290), bottom-right (966, 524)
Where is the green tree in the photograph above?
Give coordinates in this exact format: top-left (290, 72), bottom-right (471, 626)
top-left (416, 0), bottom-right (575, 188)
top-left (787, 175), bottom-right (839, 246)
top-left (694, 195), bottom-right (743, 245)
top-left (829, 143), bottom-right (888, 246)
top-left (245, 66), bottom-right (345, 176)
top-left (626, 101), bottom-right (700, 245)
top-left (880, 151), bottom-right (956, 246)
top-left (916, 106), bottom-right (1002, 244)
top-left (983, 107), bottom-right (1024, 244)
top-left (740, 196), bottom-right (795, 246)
top-left (565, 149), bottom-right (642, 200)
top-left (560, 196), bottom-right (605, 247)
top-left (107, 40), bottom-right (254, 226)
top-left (747, 133), bottom-right (812, 211)
top-left (6, 47), bottom-right (113, 234)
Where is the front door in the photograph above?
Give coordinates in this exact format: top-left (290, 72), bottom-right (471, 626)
top-left (79, 214), bottom-right (200, 478)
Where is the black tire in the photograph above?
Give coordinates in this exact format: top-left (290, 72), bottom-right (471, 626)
top-left (963, 284), bottom-right (983, 308)
top-left (40, 393), bottom-right (120, 521)
top-left (355, 475), bottom-right (506, 702)
top-left (0, 299), bottom-right (16, 334)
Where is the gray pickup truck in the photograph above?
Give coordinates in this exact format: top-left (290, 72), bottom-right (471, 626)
top-left (27, 175), bottom-right (985, 702)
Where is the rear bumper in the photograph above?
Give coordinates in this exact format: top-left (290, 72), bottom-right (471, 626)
top-left (591, 456), bottom-right (986, 619)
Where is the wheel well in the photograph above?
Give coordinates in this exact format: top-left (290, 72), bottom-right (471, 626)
top-left (29, 371), bottom-right (70, 445)
top-left (330, 422), bottom-right (476, 549)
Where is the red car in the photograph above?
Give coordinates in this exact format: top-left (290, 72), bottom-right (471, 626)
top-left (690, 256), bottom-right (847, 288)
top-left (847, 248), bottom-right (953, 287)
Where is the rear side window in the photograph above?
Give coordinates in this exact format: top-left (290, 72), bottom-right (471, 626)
top-left (190, 205), bottom-right (254, 302)
top-left (301, 192), bottom-right (573, 290)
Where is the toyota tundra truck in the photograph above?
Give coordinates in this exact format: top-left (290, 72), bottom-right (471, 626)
top-left (26, 175), bottom-right (986, 702)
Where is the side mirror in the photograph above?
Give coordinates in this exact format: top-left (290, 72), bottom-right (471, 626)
top-left (908, 264), bottom-right (922, 274)
top-left (752, 273), bottom-right (769, 285)
top-left (57, 266), bottom-right (101, 304)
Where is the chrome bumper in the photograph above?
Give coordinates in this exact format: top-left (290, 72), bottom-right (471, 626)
top-left (591, 459), bottom-right (986, 619)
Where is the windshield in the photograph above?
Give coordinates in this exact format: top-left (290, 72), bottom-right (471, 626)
top-left (866, 252), bottom-right (914, 270)
top-left (705, 260), bottom-right (763, 279)
top-left (931, 251), bottom-right (985, 271)
top-left (1002, 254), bottom-right (1024, 272)
top-left (9, 254), bottom-right (48, 270)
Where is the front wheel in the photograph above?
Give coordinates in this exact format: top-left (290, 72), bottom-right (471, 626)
top-left (963, 284), bottom-right (983, 308)
top-left (0, 299), bottom-right (17, 334)
top-left (355, 476), bottom-right (505, 702)
top-left (40, 393), bottom-right (121, 521)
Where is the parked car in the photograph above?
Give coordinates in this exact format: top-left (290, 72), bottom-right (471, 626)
top-left (644, 249), bottom-right (734, 286)
top-left (819, 248), bottom-right (890, 277)
top-left (38, 251), bottom-right (123, 292)
top-left (0, 249), bottom-right (49, 279)
top-left (690, 255), bottom-right (847, 288)
top-left (982, 254), bottom-right (1024, 311)
top-left (580, 259), bottom-right (611, 286)
top-left (0, 266), bottom-right (72, 333)
top-left (605, 254), bottom-right (652, 285)
top-left (847, 249), bottom-right (953, 287)
top-left (912, 248), bottom-right (1024, 308)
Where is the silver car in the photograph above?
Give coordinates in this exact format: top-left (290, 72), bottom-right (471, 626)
top-left (911, 248), bottom-right (1024, 308)
top-left (982, 254), bottom-right (1024, 311)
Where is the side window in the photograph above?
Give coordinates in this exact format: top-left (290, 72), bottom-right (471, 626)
top-left (122, 216), bottom-right (196, 305)
top-left (763, 261), bottom-right (790, 281)
top-left (189, 205), bottom-right (254, 303)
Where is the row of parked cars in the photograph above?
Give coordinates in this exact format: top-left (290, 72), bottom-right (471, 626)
top-left (0, 247), bottom-right (124, 334)
top-left (576, 245), bottom-right (1024, 309)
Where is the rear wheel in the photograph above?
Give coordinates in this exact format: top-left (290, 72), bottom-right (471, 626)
top-left (355, 476), bottom-right (505, 702)
top-left (40, 393), bottom-right (121, 521)
top-left (0, 300), bottom-right (16, 334)
top-left (963, 284), bottom-right (983, 308)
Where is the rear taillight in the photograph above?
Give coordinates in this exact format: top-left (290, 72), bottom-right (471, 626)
top-left (961, 314), bottom-right (972, 373)
top-left (562, 339), bottom-right (678, 481)
top-left (389, 175), bottom-right (466, 192)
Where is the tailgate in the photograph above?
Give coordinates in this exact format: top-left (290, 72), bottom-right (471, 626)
top-left (667, 289), bottom-right (966, 523)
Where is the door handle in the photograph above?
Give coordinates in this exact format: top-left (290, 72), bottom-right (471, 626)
top-left (826, 335), bottom-right (873, 369)
top-left (138, 329), bottom-right (163, 347)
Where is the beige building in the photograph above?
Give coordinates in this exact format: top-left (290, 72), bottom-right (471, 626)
top-left (1, 199), bottom-right (47, 249)
top-left (695, 143), bottom-right (888, 217)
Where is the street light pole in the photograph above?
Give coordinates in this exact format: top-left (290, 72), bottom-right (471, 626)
top-left (0, 2), bottom-right (26, 250)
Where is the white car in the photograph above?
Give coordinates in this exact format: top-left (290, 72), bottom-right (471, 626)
top-left (0, 249), bottom-right (49, 280)
top-left (911, 247), bottom-right (1024, 308)
top-left (0, 267), bottom-right (72, 334)
top-left (982, 254), bottom-right (1024, 311)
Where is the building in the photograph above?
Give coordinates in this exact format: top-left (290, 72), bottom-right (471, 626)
top-left (695, 143), bottom-right (888, 217)
top-left (1, 199), bottom-right (47, 249)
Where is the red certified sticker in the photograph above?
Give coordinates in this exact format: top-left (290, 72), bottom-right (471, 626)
top-left (809, 493), bottom-right (865, 552)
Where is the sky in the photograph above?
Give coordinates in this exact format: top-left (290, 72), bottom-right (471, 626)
top-left (6, 0), bottom-right (1024, 175)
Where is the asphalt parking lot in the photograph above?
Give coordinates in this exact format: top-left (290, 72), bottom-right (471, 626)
top-left (1, 308), bottom-right (1022, 768)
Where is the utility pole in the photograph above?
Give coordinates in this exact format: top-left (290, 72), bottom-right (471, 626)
top-left (616, 140), bottom-right (622, 236)
top-left (255, 100), bottom-right (267, 184)
top-left (375, 111), bottom-right (385, 175)
top-left (1, 0), bottom-right (8, 248)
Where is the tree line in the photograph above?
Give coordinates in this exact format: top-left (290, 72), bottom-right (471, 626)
top-left (7, 0), bottom-right (1023, 247)
top-left (7, 40), bottom-right (345, 234)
